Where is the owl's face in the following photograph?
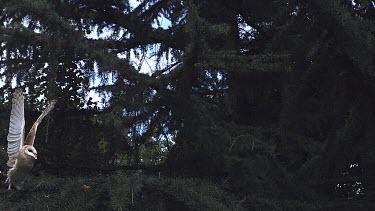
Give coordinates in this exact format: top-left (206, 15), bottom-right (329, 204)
top-left (25, 145), bottom-right (37, 160)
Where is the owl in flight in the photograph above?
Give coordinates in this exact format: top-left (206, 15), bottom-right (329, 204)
top-left (5, 89), bottom-right (56, 190)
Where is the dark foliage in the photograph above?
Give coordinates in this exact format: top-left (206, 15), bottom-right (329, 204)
top-left (0, 0), bottom-right (374, 209)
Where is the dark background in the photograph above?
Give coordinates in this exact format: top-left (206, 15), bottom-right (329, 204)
top-left (0, 0), bottom-right (374, 210)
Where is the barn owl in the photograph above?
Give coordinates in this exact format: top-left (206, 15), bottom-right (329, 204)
top-left (5, 89), bottom-right (56, 190)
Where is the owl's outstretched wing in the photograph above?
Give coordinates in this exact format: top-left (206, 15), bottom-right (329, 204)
top-left (7, 89), bottom-right (25, 167)
top-left (24, 99), bottom-right (57, 146)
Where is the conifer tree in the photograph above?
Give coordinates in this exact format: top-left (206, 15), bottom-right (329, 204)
top-left (0, 0), bottom-right (374, 210)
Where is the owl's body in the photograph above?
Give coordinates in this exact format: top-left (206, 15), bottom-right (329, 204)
top-left (5, 89), bottom-right (56, 190)
top-left (6, 146), bottom-right (35, 189)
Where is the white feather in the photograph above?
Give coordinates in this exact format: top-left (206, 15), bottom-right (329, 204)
top-left (6, 89), bottom-right (25, 167)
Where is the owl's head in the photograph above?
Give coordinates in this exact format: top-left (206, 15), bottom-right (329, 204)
top-left (25, 145), bottom-right (37, 160)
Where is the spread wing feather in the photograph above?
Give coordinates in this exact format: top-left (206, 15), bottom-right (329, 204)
top-left (6, 89), bottom-right (25, 167)
top-left (24, 99), bottom-right (57, 146)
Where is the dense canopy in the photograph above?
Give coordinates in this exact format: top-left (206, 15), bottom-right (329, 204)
top-left (0, 0), bottom-right (374, 210)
